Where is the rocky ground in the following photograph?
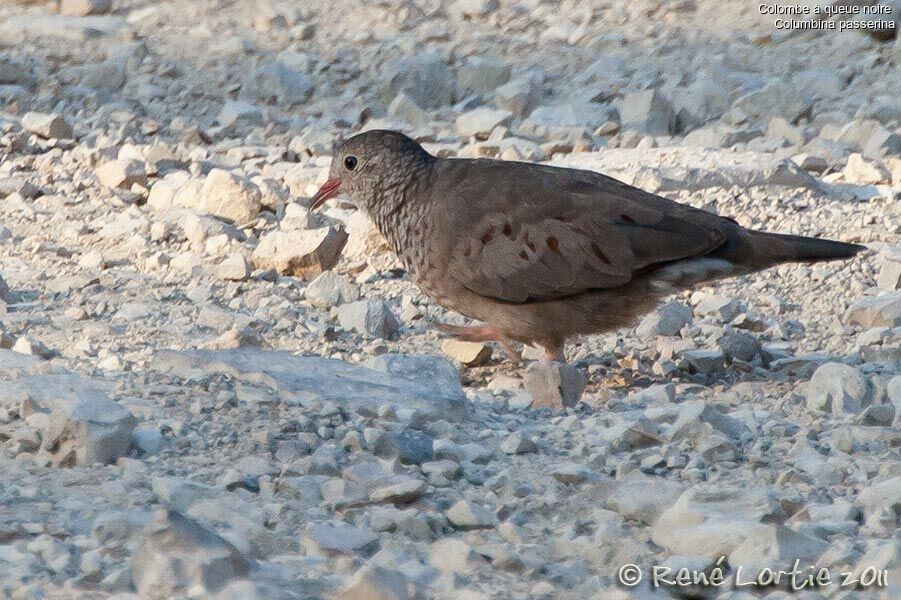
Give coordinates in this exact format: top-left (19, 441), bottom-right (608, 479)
top-left (0, 0), bottom-right (899, 599)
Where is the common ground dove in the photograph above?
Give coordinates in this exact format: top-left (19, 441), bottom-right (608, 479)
top-left (312, 130), bottom-right (865, 362)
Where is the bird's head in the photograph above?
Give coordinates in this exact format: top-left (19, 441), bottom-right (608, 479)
top-left (310, 129), bottom-right (433, 213)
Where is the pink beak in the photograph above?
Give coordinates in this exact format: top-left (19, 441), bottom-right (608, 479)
top-left (310, 178), bottom-right (341, 210)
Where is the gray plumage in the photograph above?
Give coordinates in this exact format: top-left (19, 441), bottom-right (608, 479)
top-left (311, 130), bottom-right (866, 360)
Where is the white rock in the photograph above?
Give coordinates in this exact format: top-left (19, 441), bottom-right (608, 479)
top-left (131, 509), bottom-right (249, 598)
top-left (844, 292), bottom-right (901, 328)
top-left (199, 169), bottom-right (262, 224)
top-left (95, 159), bottom-right (147, 189)
top-left (877, 247), bottom-right (901, 291)
top-left (388, 92), bottom-right (429, 127)
top-left (441, 339), bottom-right (492, 366)
top-left (252, 227), bottom-right (347, 279)
top-left (618, 89), bottom-right (676, 135)
top-left (457, 56), bottom-right (511, 97)
top-left (216, 101), bottom-right (263, 128)
top-left (446, 499), bottom-right (498, 529)
top-left (335, 565), bottom-right (415, 600)
top-left (606, 478), bottom-right (686, 525)
top-left (523, 362), bottom-right (587, 409)
top-left (241, 59), bottom-right (314, 104)
top-left (21, 112), bottom-right (73, 139)
top-left (454, 107), bottom-right (513, 138)
top-left (806, 362), bottom-right (872, 414)
top-left (695, 294), bottom-right (742, 322)
top-left (636, 301), bottom-right (692, 337)
top-left (381, 52), bottom-right (454, 109)
top-left (304, 271), bottom-right (360, 308)
top-left (844, 153), bottom-right (890, 184)
top-left (60, 0), bottom-right (111, 16)
top-left (303, 522), bottom-right (380, 555)
top-left (214, 255), bottom-right (251, 281)
top-left (336, 298), bottom-right (400, 338)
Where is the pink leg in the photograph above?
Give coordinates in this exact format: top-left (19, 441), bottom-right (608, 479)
top-left (434, 323), bottom-right (522, 362)
top-left (540, 344), bottom-right (566, 364)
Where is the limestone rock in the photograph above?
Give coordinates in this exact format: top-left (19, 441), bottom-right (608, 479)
top-left (131, 510), bottom-right (249, 599)
top-left (251, 226), bottom-right (347, 279)
top-left (523, 362), bottom-right (587, 409)
top-left (95, 159), bottom-right (147, 189)
top-left (845, 292), bottom-right (901, 328)
top-left (303, 522), bottom-right (379, 556)
top-left (304, 271), bottom-right (360, 308)
top-left (618, 89), bottom-right (676, 135)
top-left (199, 169), bottom-right (262, 224)
top-left (60, 0), bottom-right (112, 16)
top-left (806, 362), bottom-right (872, 414)
top-left (336, 298), bottom-right (400, 338)
top-left (22, 112), bottom-right (73, 139)
top-left (441, 340), bottom-right (492, 366)
top-left (446, 499), bottom-right (498, 529)
top-left (636, 301), bottom-right (692, 337)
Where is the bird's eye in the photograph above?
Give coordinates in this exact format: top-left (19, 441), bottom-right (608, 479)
top-left (344, 156), bottom-right (358, 171)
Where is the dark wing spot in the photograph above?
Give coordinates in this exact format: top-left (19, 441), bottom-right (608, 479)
top-left (590, 243), bottom-right (611, 264)
top-left (502, 223), bottom-right (513, 237)
top-left (481, 225), bottom-right (495, 244)
top-left (464, 247), bottom-right (472, 257)
top-left (519, 250), bottom-right (529, 260)
top-left (620, 214), bottom-right (636, 224)
top-left (546, 236), bottom-right (559, 254)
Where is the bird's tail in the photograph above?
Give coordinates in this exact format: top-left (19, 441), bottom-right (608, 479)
top-left (713, 228), bottom-right (867, 270)
top-left (754, 231), bottom-right (867, 264)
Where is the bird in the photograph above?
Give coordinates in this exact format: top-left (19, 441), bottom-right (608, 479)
top-left (311, 129), bottom-right (866, 363)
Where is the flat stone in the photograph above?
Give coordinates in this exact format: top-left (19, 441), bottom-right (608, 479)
top-left (441, 340), bottom-right (492, 366)
top-left (523, 362), bottom-right (587, 409)
top-left (252, 227), bottom-right (347, 280)
top-left (151, 350), bottom-right (467, 421)
top-left (216, 101), bottom-right (264, 128)
top-left (729, 525), bottom-right (829, 570)
top-left (454, 107), bottom-right (513, 138)
top-left (652, 485), bottom-right (787, 556)
top-left (845, 292), bottom-right (901, 328)
top-left (303, 522), bottom-right (379, 556)
top-left (241, 59), bottom-right (314, 105)
top-left (369, 476), bottom-right (427, 504)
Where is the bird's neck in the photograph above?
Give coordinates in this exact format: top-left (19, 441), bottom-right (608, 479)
top-left (368, 163), bottom-right (432, 269)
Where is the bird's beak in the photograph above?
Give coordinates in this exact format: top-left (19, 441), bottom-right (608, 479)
top-left (310, 178), bottom-right (341, 210)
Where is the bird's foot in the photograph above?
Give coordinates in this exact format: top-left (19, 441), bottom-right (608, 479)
top-left (433, 323), bottom-right (522, 362)
top-left (540, 345), bottom-right (566, 364)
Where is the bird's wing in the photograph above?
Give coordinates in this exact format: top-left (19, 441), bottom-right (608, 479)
top-left (438, 160), bottom-right (730, 303)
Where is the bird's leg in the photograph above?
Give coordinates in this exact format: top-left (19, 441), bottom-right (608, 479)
top-left (433, 323), bottom-right (522, 362)
top-left (540, 344), bottom-right (566, 364)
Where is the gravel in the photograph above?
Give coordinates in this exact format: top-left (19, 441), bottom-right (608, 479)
top-left (0, 0), bottom-right (896, 598)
